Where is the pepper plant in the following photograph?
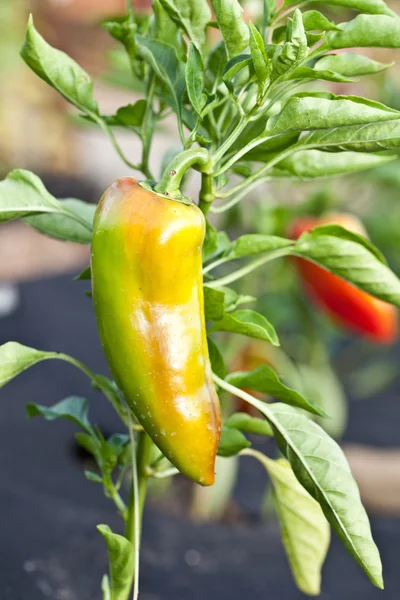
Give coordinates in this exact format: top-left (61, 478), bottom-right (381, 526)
top-left (2, 0), bottom-right (400, 597)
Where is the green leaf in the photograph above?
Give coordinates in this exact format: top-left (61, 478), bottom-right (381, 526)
top-left (152, 0), bottom-right (184, 58)
top-left (103, 16), bottom-right (137, 60)
top-left (102, 574), bottom-right (112, 600)
top-left (0, 169), bottom-right (66, 223)
top-left (159, 0), bottom-right (211, 51)
top-left (249, 21), bottom-right (270, 97)
top-left (227, 365), bottom-right (326, 416)
top-left (324, 15), bottom-right (400, 50)
top-left (210, 0), bottom-right (250, 58)
top-left (294, 230), bottom-right (400, 305)
top-left (210, 310), bottom-right (279, 345)
top-left (218, 426), bottom-right (250, 456)
top-left (308, 224), bottom-right (387, 264)
top-left (272, 9), bottom-right (308, 80)
top-left (277, 150), bottom-right (396, 179)
top-left (229, 234), bottom-right (293, 259)
top-left (225, 411), bottom-right (273, 436)
top-left (21, 16), bottom-right (99, 116)
top-left (207, 337), bottom-right (226, 379)
top-left (301, 10), bottom-right (340, 31)
top-left (265, 404), bottom-right (383, 589)
top-left (288, 66), bottom-right (356, 83)
top-left (284, 0), bottom-right (395, 16)
top-left (315, 52), bottom-right (393, 77)
top-left (258, 457), bottom-right (330, 596)
top-left (25, 199), bottom-right (95, 243)
top-left (206, 40), bottom-right (228, 88)
top-left (85, 470), bottom-right (103, 483)
top-left (204, 286), bottom-right (225, 321)
top-left (299, 118), bottom-right (400, 152)
top-left (75, 266), bottom-right (91, 281)
top-left (136, 36), bottom-right (186, 122)
top-left (97, 525), bottom-right (134, 600)
top-left (76, 432), bottom-right (102, 463)
top-left (268, 95), bottom-right (400, 135)
top-left (223, 54), bottom-right (252, 85)
top-left (186, 44), bottom-right (207, 116)
top-left (0, 342), bottom-right (56, 388)
top-left (221, 287), bottom-right (256, 312)
top-left (107, 100), bottom-right (147, 128)
top-left (26, 396), bottom-right (92, 433)
top-left (214, 378), bottom-right (383, 588)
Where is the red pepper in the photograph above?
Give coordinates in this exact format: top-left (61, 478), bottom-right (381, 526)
top-left (289, 213), bottom-right (398, 344)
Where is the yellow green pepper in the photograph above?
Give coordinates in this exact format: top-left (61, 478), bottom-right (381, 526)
top-left (91, 177), bottom-right (221, 485)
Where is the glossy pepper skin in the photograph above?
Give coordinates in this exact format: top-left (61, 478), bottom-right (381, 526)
top-left (289, 213), bottom-right (398, 344)
top-left (91, 177), bottom-right (221, 485)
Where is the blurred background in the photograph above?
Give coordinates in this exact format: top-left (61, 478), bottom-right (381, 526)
top-left (2, 1), bottom-right (400, 599)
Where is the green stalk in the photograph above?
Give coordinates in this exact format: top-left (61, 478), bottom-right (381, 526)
top-left (205, 247), bottom-right (293, 288)
top-left (125, 431), bottom-right (153, 545)
top-left (199, 172), bottom-right (215, 215)
top-left (154, 148), bottom-right (211, 201)
top-left (124, 430), bottom-right (153, 600)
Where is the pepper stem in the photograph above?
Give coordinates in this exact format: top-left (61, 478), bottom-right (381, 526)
top-left (154, 148), bottom-right (211, 200)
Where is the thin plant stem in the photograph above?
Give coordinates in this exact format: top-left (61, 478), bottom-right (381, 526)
top-left (211, 177), bottom-right (270, 212)
top-left (205, 247), bottom-right (293, 288)
top-left (127, 413), bottom-right (140, 600)
top-left (96, 117), bottom-right (142, 172)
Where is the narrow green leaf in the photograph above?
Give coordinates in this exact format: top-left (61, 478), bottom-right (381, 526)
top-left (249, 21), bottom-right (270, 97)
top-left (97, 525), bottom-right (134, 600)
top-left (210, 310), bottom-right (279, 346)
top-left (299, 118), bottom-right (400, 152)
top-left (25, 199), bottom-right (95, 243)
top-left (315, 52), bottom-right (393, 77)
top-left (324, 15), bottom-right (400, 50)
top-left (210, 0), bottom-right (250, 58)
top-left (186, 44), bottom-right (207, 116)
top-left (225, 411), bottom-right (273, 436)
top-left (277, 150), bottom-right (396, 179)
top-left (229, 234), bottom-right (293, 259)
top-left (259, 456), bottom-right (330, 596)
top-left (223, 54), bottom-right (252, 84)
top-left (227, 365), bottom-right (326, 416)
top-left (85, 470), bottom-right (103, 483)
top-left (218, 426), bottom-right (251, 456)
top-left (268, 95), bottom-right (400, 135)
top-left (294, 231), bottom-right (400, 306)
top-left (21, 16), bottom-right (99, 115)
top-left (288, 66), bottom-right (356, 83)
top-left (26, 396), bottom-right (92, 433)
